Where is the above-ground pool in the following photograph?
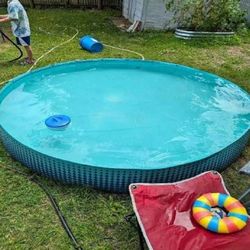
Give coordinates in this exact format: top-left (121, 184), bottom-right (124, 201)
top-left (0, 59), bottom-right (249, 192)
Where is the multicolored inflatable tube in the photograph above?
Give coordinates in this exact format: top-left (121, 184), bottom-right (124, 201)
top-left (192, 193), bottom-right (249, 233)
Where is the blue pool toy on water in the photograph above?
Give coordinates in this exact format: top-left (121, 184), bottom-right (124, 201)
top-left (79, 35), bottom-right (103, 53)
top-left (45, 115), bottom-right (71, 130)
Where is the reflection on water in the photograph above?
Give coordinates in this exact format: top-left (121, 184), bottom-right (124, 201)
top-left (213, 82), bottom-right (250, 115)
top-left (0, 61), bottom-right (249, 169)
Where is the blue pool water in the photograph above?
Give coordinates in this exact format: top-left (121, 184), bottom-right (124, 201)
top-left (0, 59), bottom-right (249, 170)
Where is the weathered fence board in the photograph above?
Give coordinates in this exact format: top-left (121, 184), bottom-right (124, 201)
top-left (0, 0), bottom-right (122, 9)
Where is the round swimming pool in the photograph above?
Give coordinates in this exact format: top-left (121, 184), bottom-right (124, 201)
top-left (0, 59), bottom-right (249, 192)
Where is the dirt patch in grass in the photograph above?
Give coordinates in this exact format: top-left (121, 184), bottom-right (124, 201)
top-left (226, 45), bottom-right (250, 70)
top-left (227, 46), bottom-right (245, 56)
top-left (111, 17), bottom-right (132, 31)
top-left (209, 53), bottom-right (226, 66)
top-left (227, 45), bottom-right (250, 59)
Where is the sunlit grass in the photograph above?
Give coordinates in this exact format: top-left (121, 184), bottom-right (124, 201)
top-left (0, 8), bottom-right (249, 250)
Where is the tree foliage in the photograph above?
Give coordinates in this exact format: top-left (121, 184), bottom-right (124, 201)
top-left (166, 0), bottom-right (246, 31)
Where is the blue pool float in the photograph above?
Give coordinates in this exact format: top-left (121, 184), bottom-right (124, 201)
top-left (45, 115), bottom-right (71, 130)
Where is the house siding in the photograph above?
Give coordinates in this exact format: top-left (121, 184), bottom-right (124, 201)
top-left (123, 0), bottom-right (144, 22)
top-left (122, 0), bottom-right (176, 30)
top-left (142, 0), bottom-right (175, 30)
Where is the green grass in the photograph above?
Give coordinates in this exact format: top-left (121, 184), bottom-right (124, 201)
top-left (0, 8), bottom-right (249, 250)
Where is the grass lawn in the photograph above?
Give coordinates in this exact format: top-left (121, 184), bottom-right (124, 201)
top-left (0, 8), bottom-right (250, 250)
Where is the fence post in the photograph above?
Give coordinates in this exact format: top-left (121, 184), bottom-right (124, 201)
top-left (97, 0), bottom-right (103, 10)
top-left (28, 0), bottom-right (35, 8)
top-left (65, 0), bottom-right (70, 8)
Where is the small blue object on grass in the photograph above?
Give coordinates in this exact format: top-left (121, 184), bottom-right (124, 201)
top-left (79, 35), bottom-right (103, 53)
top-left (45, 115), bottom-right (71, 130)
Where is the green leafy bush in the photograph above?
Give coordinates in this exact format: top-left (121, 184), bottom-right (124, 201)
top-left (166, 0), bottom-right (246, 31)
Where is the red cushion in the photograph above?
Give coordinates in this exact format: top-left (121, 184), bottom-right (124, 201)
top-left (129, 171), bottom-right (250, 250)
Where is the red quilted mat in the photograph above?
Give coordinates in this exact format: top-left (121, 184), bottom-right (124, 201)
top-left (129, 171), bottom-right (250, 250)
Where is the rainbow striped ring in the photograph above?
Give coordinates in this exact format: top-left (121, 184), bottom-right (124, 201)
top-left (192, 193), bottom-right (249, 233)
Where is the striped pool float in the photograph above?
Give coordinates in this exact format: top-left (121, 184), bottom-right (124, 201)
top-left (192, 193), bottom-right (249, 233)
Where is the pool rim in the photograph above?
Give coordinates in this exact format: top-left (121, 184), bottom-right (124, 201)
top-left (0, 58), bottom-right (249, 171)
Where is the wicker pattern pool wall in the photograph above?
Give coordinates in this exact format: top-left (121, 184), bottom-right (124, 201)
top-left (1, 127), bottom-right (249, 193)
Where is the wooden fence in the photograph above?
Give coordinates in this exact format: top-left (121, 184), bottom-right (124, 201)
top-left (0, 0), bottom-right (122, 9)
